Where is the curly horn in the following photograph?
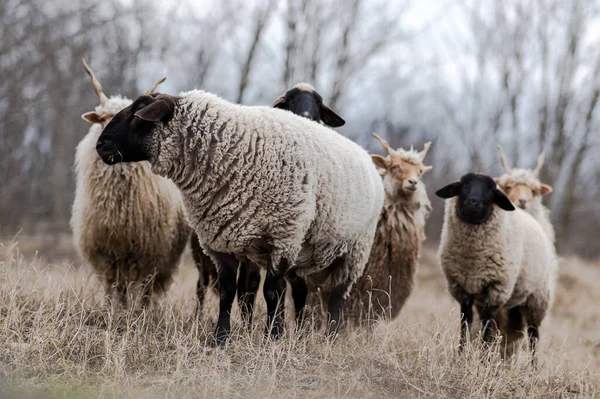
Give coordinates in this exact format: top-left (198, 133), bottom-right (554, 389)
top-left (419, 141), bottom-right (433, 161)
top-left (496, 144), bottom-right (512, 173)
top-left (533, 150), bottom-right (545, 177)
top-left (371, 132), bottom-right (394, 155)
top-left (82, 58), bottom-right (108, 107)
top-left (144, 77), bottom-right (167, 95)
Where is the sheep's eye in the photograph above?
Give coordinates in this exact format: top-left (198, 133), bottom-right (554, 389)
top-left (391, 165), bottom-right (400, 171)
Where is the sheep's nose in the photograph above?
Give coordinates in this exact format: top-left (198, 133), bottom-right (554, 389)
top-left (408, 179), bottom-right (417, 186)
top-left (96, 138), bottom-right (116, 157)
top-left (518, 199), bottom-right (527, 207)
top-left (467, 198), bottom-right (480, 207)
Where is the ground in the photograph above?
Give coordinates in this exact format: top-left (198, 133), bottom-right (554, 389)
top-left (0, 233), bottom-right (598, 398)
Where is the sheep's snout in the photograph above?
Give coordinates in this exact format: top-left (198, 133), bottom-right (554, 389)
top-left (404, 179), bottom-right (418, 191)
top-left (467, 197), bottom-right (480, 207)
top-left (96, 138), bottom-right (121, 165)
top-left (518, 198), bottom-right (527, 209)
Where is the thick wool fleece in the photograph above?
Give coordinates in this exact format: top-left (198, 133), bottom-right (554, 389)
top-left (146, 90), bottom-right (384, 293)
top-left (438, 198), bottom-right (557, 329)
top-left (72, 117), bottom-right (190, 296)
top-left (310, 169), bottom-right (431, 322)
top-left (496, 169), bottom-right (555, 243)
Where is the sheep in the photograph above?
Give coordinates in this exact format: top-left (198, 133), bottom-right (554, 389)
top-left (348, 133), bottom-right (432, 321)
top-left (191, 83), bottom-right (346, 327)
top-left (305, 134), bottom-right (432, 325)
top-left (495, 145), bottom-right (555, 243)
top-left (95, 90), bottom-right (385, 344)
top-left (71, 59), bottom-right (190, 306)
top-left (436, 173), bottom-right (557, 363)
top-left (272, 83), bottom-right (346, 127)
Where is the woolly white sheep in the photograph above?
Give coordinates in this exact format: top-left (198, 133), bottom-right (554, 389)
top-left (95, 90), bottom-right (384, 344)
top-left (495, 145), bottom-right (555, 243)
top-left (71, 60), bottom-right (190, 306)
top-left (436, 173), bottom-right (557, 363)
top-left (191, 83), bottom-right (346, 326)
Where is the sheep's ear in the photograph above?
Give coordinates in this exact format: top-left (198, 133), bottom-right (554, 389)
top-left (493, 188), bottom-right (515, 211)
top-left (272, 94), bottom-right (288, 109)
top-left (371, 155), bottom-right (388, 170)
top-left (422, 165), bottom-right (433, 175)
top-left (320, 103), bottom-right (345, 127)
top-left (82, 112), bottom-right (101, 124)
top-left (134, 96), bottom-right (175, 123)
top-left (540, 184), bottom-right (553, 196)
top-left (435, 182), bottom-right (461, 199)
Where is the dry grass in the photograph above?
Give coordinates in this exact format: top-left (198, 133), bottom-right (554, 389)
top-left (0, 237), bottom-right (598, 399)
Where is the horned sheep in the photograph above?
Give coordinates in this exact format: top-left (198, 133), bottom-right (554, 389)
top-left (96, 90), bottom-right (385, 344)
top-left (71, 60), bottom-right (190, 306)
top-left (436, 173), bottom-right (557, 363)
top-left (305, 133), bottom-right (433, 324)
top-left (346, 133), bottom-right (432, 321)
top-left (495, 145), bottom-right (555, 243)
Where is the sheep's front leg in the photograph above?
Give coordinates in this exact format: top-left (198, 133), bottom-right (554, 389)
top-left (450, 284), bottom-right (473, 352)
top-left (327, 280), bottom-right (349, 338)
top-left (527, 325), bottom-right (539, 367)
top-left (264, 265), bottom-right (286, 340)
top-left (214, 253), bottom-right (239, 346)
top-left (459, 297), bottom-right (474, 352)
top-left (479, 306), bottom-right (500, 347)
top-left (288, 271), bottom-right (308, 330)
top-left (237, 260), bottom-right (261, 329)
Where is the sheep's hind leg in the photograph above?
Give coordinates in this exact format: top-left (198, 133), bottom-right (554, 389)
top-left (263, 263), bottom-right (287, 340)
top-left (237, 260), bottom-right (261, 330)
top-left (213, 253), bottom-right (239, 346)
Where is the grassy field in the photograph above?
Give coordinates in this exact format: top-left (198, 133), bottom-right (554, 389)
top-left (0, 234), bottom-right (598, 398)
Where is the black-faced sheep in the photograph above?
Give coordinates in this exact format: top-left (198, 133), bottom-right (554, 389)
top-left (71, 60), bottom-right (190, 306)
top-left (96, 90), bottom-right (384, 345)
top-left (436, 173), bottom-right (557, 363)
top-left (272, 83), bottom-right (345, 127)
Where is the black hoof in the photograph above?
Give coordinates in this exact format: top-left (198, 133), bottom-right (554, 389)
top-left (213, 327), bottom-right (230, 347)
top-left (265, 325), bottom-right (284, 341)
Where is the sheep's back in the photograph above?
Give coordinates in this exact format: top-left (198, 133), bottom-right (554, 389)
top-left (169, 93), bottom-right (383, 272)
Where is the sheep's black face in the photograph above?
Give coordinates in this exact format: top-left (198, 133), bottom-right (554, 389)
top-left (435, 173), bottom-right (515, 224)
top-left (273, 85), bottom-right (345, 127)
top-left (97, 93), bottom-right (177, 165)
top-left (275, 88), bottom-right (321, 121)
